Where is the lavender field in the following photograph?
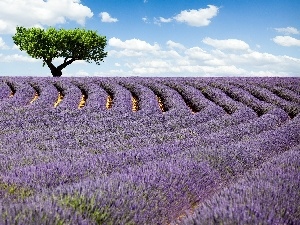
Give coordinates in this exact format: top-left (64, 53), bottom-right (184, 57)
top-left (0, 76), bottom-right (299, 225)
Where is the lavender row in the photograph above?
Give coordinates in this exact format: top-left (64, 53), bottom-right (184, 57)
top-left (71, 80), bottom-right (107, 111)
top-left (0, 97), bottom-right (226, 142)
top-left (0, 106), bottom-right (257, 189)
top-left (117, 80), bottom-right (162, 114)
top-left (0, 82), bottom-right (11, 100)
top-left (194, 76), bottom-right (300, 92)
top-left (0, 80), bottom-right (35, 111)
top-left (1, 113), bottom-right (299, 224)
top-left (29, 81), bottom-right (59, 108)
top-left (184, 81), bottom-right (248, 115)
top-left (162, 81), bottom-right (218, 113)
top-left (96, 80), bottom-right (133, 114)
top-left (208, 80), bottom-right (279, 116)
top-left (0, 107), bottom-right (288, 189)
top-left (1, 157), bottom-right (221, 225)
top-left (82, 108), bottom-right (282, 153)
top-left (242, 76), bottom-right (300, 95)
top-left (255, 81), bottom-right (300, 105)
top-left (1, 77), bottom-right (294, 127)
top-left (48, 79), bottom-right (83, 110)
top-left (231, 80), bottom-right (299, 118)
top-left (1, 131), bottom-right (299, 224)
top-left (2, 111), bottom-right (298, 196)
top-left (139, 81), bottom-right (192, 115)
top-left (0, 104), bottom-right (254, 158)
top-left (0, 77), bottom-right (299, 224)
top-left (0, 79), bottom-right (202, 131)
top-left (176, 147), bottom-right (300, 225)
top-left (0, 102), bottom-right (224, 141)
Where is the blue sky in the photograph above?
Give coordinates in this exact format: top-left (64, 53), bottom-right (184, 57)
top-left (0, 0), bottom-right (300, 77)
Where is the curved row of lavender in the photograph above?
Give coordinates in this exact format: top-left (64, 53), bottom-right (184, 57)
top-left (0, 76), bottom-right (299, 224)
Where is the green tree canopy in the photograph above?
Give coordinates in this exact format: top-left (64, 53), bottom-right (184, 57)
top-left (12, 26), bottom-right (107, 77)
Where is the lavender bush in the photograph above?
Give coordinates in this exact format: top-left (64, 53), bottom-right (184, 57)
top-left (0, 77), bottom-right (299, 225)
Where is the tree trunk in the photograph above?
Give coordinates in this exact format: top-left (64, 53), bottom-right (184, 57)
top-left (51, 68), bottom-right (63, 77)
top-left (44, 59), bottom-right (62, 77)
top-left (44, 57), bottom-right (76, 77)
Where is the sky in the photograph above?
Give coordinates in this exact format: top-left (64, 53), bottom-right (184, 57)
top-left (0, 0), bottom-right (300, 77)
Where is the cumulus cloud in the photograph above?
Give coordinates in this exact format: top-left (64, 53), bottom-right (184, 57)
top-left (275, 27), bottom-right (299, 35)
top-left (12, 44), bottom-right (20, 50)
top-left (0, 53), bottom-right (39, 62)
top-left (142, 17), bottom-right (149, 23)
top-left (154, 17), bottom-right (173, 26)
top-left (202, 37), bottom-right (250, 51)
top-left (109, 49), bottom-right (146, 58)
top-left (185, 47), bottom-right (212, 60)
top-left (173, 5), bottom-right (219, 27)
top-left (233, 51), bottom-right (282, 66)
top-left (0, 0), bottom-right (93, 34)
top-left (131, 60), bottom-right (171, 68)
top-left (5, 36), bottom-right (298, 77)
top-left (99, 12), bottom-right (118, 23)
top-left (272, 36), bottom-right (300, 47)
top-left (75, 70), bottom-right (90, 76)
top-left (108, 37), bottom-right (160, 51)
top-left (166, 40), bottom-right (186, 50)
top-left (159, 17), bottom-right (172, 23)
top-left (107, 37), bottom-right (300, 76)
top-left (0, 37), bottom-right (9, 49)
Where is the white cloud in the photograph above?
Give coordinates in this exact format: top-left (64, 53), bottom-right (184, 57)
top-left (204, 58), bottom-right (225, 66)
top-left (275, 27), bottom-right (299, 35)
top-left (0, 53), bottom-right (39, 62)
top-left (60, 69), bottom-right (90, 77)
top-left (132, 60), bottom-right (171, 68)
top-left (166, 40), bottom-right (186, 50)
top-left (185, 47), bottom-right (212, 60)
top-left (2, 35), bottom-right (299, 77)
top-left (109, 49), bottom-right (146, 57)
top-left (75, 70), bottom-right (89, 76)
top-left (107, 37), bottom-right (300, 77)
top-left (93, 69), bottom-right (128, 77)
top-left (12, 44), bottom-right (20, 50)
top-left (272, 36), bottom-right (300, 47)
top-left (0, 0), bottom-right (93, 34)
top-left (0, 37), bottom-right (9, 49)
top-left (188, 65), bottom-right (246, 75)
top-left (53, 57), bottom-right (87, 65)
top-left (109, 37), bottom-right (160, 51)
top-left (203, 37), bottom-right (250, 51)
top-left (108, 42), bottom-right (179, 59)
top-left (99, 12), bottom-right (118, 23)
top-left (173, 5), bottom-right (219, 27)
top-left (159, 17), bottom-right (172, 23)
top-left (237, 51), bottom-right (282, 65)
top-left (154, 16), bottom-right (173, 26)
top-left (142, 17), bottom-right (149, 23)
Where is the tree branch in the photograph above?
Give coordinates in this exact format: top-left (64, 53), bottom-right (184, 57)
top-left (57, 58), bottom-right (76, 71)
top-left (43, 58), bottom-right (56, 71)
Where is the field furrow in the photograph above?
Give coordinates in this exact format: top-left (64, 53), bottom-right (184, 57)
top-left (0, 77), bottom-right (299, 225)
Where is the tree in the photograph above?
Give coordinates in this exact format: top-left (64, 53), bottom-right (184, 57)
top-left (12, 26), bottom-right (107, 77)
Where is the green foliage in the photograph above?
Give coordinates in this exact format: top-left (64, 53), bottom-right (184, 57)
top-left (0, 181), bottom-right (33, 200)
top-left (12, 26), bottom-right (107, 67)
top-left (58, 193), bottom-right (111, 224)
